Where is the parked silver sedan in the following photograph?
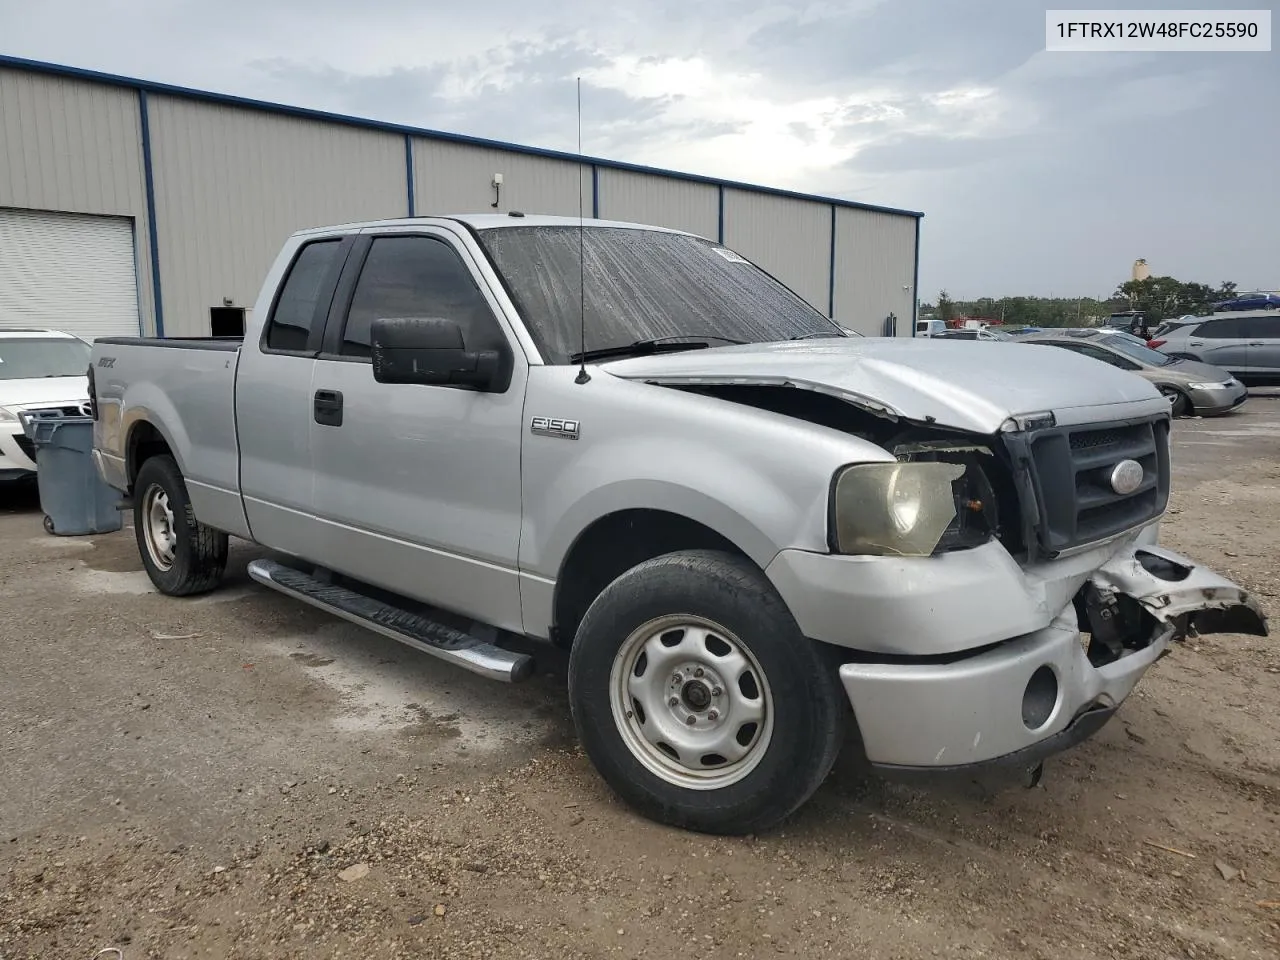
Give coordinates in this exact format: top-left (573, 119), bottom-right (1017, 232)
top-left (1019, 329), bottom-right (1247, 417)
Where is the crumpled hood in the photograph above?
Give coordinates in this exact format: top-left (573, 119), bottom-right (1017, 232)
top-left (0, 375), bottom-right (88, 410)
top-left (602, 338), bottom-right (1168, 434)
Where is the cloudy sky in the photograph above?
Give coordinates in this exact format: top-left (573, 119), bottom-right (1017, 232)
top-left (1, 0), bottom-right (1275, 299)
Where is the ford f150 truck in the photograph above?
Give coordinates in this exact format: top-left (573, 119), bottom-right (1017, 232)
top-left (88, 214), bottom-right (1267, 835)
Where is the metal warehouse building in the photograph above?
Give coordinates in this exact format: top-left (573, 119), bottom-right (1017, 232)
top-left (0, 55), bottom-right (922, 342)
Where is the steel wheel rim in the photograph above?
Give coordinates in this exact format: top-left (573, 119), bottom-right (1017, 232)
top-left (608, 614), bottom-right (774, 790)
top-left (142, 484), bottom-right (177, 572)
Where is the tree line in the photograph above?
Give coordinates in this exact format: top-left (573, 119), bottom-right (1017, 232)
top-left (922, 279), bottom-right (1244, 328)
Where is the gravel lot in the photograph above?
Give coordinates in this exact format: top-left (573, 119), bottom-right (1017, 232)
top-left (2, 396), bottom-right (1278, 960)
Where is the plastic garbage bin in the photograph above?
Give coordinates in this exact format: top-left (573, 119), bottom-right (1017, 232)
top-left (20, 411), bottom-right (123, 536)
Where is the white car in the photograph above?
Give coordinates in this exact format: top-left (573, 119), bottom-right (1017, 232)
top-left (0, 328), bottom-right (93, 481)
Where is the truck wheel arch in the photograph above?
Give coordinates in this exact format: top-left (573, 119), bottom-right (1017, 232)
top-left (126, 419), bottom-right (181, 492)
top-left (551, 508), bottom-right (755, 648)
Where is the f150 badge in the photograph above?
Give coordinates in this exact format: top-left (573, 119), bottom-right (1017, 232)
top-left (530, 416), bottom-right (580, 440)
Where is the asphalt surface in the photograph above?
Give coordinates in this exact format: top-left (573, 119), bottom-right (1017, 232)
top-left (2, 392), bottom-right (1278, 959)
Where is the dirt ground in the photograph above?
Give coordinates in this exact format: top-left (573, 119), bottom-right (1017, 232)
top-left (2, 397), bottom-right (1278, 960)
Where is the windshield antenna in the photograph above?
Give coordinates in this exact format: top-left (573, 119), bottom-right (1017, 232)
top-left (574, 76), bottom-right (590, 385)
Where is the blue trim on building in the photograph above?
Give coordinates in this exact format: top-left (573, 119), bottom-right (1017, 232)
top-left (0, 54), bottom-right (924, 221)
top-left (911, 216), bottom-right (921, 337)
top-left (717, 185), bottom-right (725, 243)
top-left (136, 89), bottom-right (165, 337)
top-left (404, 134), bottom-right (416, 216)
top-left (591, 165), bottom-right (599, 219)
top-left (827, 205), bottom-right (837, 319)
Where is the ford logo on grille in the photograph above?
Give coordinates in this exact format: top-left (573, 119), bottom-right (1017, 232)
top-left (1109, 459), bottom-right (1144, 496)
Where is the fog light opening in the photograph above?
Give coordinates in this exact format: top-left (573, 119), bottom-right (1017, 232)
top-left (1022, 665), bottom-right (1059, 731)
top-left (1135, 550), bottom-right (1191, 582)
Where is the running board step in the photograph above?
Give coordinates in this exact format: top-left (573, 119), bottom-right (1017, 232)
top-left (246, 558), bottom-right (534, 683)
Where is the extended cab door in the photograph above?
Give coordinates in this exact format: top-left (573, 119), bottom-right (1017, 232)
top-left (307, 223), bottom-right (529, 633)
top-left (236, 232), bottom-right (355, 558)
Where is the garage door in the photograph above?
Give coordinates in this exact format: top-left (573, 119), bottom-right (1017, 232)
top-left (0, 207), bottom-right (141, 340)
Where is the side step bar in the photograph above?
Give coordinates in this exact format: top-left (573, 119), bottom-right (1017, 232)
top-left (246, 558), bottom-right (535, 683)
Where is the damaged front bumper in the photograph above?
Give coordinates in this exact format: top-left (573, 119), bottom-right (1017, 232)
top-left (832, 542), bottom-right (1267, 774)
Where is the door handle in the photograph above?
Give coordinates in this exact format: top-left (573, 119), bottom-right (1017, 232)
top-left (313, 389), bottom-right (344, 427)
top-left (1189, 341), bottom-right (1204, 347)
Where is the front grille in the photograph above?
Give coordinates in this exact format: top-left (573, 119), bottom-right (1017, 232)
top-left (1015, 415), bottom-right (1170, 556)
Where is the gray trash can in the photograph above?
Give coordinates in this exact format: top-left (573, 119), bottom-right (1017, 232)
top-left (20, 411), bottom-right (123, 536)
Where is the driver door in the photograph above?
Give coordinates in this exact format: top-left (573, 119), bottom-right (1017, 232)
top-left (307, 224), bottom-right (529, 633)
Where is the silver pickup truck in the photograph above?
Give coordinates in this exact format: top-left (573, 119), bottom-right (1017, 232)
top-left (89, 214), bottom-right (1267, 835)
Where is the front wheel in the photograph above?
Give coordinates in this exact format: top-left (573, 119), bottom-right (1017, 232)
top-left (133, 455), bottom-right (229, 596)
top-left (1159, 385), bottom-right (1190, 417)
top-left (568, 550), bottom-right (846, 835)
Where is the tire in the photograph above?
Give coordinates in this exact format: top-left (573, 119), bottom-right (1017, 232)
top-left (1158, 385), bottom-right (1190, 417)
top-left (133, 454), bottom-right (228, 596)
top-left (567, 549), bottom-right (846, 835)
top-left (42, 515), bottom-right (55, 535)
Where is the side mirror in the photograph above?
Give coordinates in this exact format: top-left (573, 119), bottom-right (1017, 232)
top-left (370, 317), bottom-right (504, 391)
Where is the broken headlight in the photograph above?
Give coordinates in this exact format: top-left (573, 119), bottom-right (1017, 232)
top-left (830, 439), bottom-right (1003, 557)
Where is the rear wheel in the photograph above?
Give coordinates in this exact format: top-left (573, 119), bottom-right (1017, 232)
top-left (133, 455), bottom-right (228, 596)
top-left (568, 549), bottom-right (846, 835)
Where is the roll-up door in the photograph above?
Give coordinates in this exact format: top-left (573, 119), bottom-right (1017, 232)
top-left (0, 207), bottom-right (140, 340)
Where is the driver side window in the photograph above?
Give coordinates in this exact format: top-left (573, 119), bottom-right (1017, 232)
top-left (340, 235), bottom-right (504, 359)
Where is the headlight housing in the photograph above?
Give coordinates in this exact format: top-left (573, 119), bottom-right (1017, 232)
top-left (830, 437), bottom-right (1010, 557)
top-left (831, 461), bottom-right (965, 556)
top-left (0, 406), bottom-right (18, 423)
top-left (1185, 381), bottom-right (1229, 390)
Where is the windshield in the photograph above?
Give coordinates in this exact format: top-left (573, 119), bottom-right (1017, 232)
top-left (475, 225), bottom-right (844, 363)
top-left (1100, 334), bottom-right (1175, 367)
top-left (0, 337), bottom-right (91, 380)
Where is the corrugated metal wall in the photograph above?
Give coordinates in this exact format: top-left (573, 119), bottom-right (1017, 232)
top-left (413, 139), bottom-right (592, 218)
top-left (596, 168), bottom-right (719, 239)
top-left (0, 67), bottom-right (153, 332)
top-left (722, 189), bottom-right (831, 313)
top-left (834, 207), bottom-right (917, 336)
top-left (147, 96), bottom-right (406, 335)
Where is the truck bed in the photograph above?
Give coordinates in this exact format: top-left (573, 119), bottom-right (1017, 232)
top-left (95, 336), bottom-right (243, 351)
top-left (91, 336), bottom-right (248, 538)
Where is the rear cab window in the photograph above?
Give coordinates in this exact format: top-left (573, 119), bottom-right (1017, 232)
top-left (263, 239), bottom-right (345, 354)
